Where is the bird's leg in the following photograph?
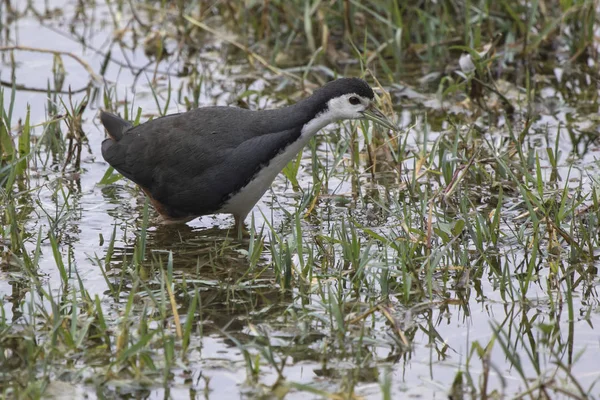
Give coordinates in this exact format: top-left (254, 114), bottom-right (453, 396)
top-left (234, 215), bottom-right (249, 238)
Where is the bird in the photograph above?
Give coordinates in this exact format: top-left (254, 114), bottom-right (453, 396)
top-left (100, 78), bottom-right (397, 231)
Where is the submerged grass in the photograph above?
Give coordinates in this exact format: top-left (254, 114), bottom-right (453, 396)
top-left (1, 0), bottom-right (600, 399)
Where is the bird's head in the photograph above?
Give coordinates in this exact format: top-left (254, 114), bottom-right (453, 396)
top-left (312, 78), bottom-right (398, 131)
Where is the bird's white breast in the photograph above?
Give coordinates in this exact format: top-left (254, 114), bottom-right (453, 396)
top-left (219, 111), bottom-right (336, 219)
top-left (218, 135), bottom-right (311, 218)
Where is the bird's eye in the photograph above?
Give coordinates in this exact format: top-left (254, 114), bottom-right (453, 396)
top-left (349, 96), bottom-right (361, 105)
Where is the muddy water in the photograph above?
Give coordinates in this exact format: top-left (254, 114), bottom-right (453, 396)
top-left (2, 0), bottom-right (600, 399)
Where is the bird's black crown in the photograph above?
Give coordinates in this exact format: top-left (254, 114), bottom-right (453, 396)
top-left (314, 78), bottom-right (375, 101)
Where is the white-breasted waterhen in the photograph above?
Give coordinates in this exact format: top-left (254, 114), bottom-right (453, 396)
top-left (100, 78), bottom-right (397, 229)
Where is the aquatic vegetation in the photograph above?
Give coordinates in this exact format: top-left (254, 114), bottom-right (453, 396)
top-left (1, 0), bottom-right (599, 398)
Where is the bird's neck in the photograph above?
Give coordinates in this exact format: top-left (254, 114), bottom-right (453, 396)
top-left (298, 107), bottom-right (338, 137)
top-left (271, 96), bottom-right (336, 137)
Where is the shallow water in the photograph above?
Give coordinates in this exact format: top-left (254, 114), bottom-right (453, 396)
top-left (2, 1), bottom-right (600, 399)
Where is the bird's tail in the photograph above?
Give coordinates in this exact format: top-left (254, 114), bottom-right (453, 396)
top-left (100, 111), bottom-right (133, 141)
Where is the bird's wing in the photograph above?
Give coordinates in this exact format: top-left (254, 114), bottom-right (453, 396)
top-left (101, 107), bottom-right (303, 217)
top-left (164, 127), bottom-right (302, 215)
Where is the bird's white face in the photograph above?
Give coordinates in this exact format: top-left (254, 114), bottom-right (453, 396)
top-left (301, 92), bottom-right (397, 138)
top-left (323, 93), bottom-right (398, 131)
top-left (326, 93), bottom-right (372, 120)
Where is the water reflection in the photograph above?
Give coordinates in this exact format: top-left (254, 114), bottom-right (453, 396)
top-left (104, 220), bottom-right (292, 335)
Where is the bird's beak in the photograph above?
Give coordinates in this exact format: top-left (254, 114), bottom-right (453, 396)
top-left (362, 104), bottom-right (398, 131)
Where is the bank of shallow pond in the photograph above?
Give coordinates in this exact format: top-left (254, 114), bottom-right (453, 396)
top-left (1, 0), bottom-right (600, 399)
